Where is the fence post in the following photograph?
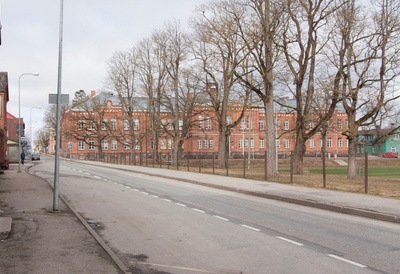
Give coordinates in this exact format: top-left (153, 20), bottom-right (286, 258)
top-left (264, 150), bottom-right (268, 181)
top-left (322, 150), bottom-right (326, 188)
top-left (226, 157), bottom-right (229, 177)
top-left (212, 153), bottom-right (215, 175)
top-left (198, 153), bottom-right (201, 173)
top-left (187, 152), bottom-right (190, 172)
top-left (290, 151), bottom-right (294, 184)
top-left (365, 152), bottom-right (368, 193)
top-left (167, 153), bottom-right (170, 169)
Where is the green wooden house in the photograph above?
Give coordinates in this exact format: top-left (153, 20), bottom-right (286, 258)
top-left (357, 127), bottom-right (400, 156)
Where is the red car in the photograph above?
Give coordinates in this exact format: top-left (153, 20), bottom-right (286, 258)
top-left (382, 152), bottom-right (398, 158)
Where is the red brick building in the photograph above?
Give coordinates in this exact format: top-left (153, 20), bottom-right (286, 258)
top-left (61, 91), bottom-right (349, 159)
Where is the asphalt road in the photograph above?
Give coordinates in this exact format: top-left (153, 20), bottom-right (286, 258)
top-left (32, 156), bottom-right (400, 274)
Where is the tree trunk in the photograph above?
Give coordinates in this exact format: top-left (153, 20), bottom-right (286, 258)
top-left (292, 135), bottom-right (306, 174)
top-left (347, 136), bottom-right (358, 179)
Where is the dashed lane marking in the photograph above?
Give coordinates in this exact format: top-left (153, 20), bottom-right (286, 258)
top-left (328, 254), bottom-right (367, 268)
top-left (241, 224), bottom-right (261, 232)
top-left (276, 236), bottom-right (304, 246)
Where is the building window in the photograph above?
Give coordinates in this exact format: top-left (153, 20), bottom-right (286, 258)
top-left (178, 120), bottom-right (183, 130)
top-left (259, 138), bottom-right (264, 149)
top-left (88, 121), bottom-right (94, 130)
top-left (276, 139), bottom-right (280, 149)
top-left (123, 119), bottom-right (129, 130)
top-left (78, 141), bottom-right (85, 150)
top-left (78, 120), bottom-right (84, 130)
top-left (250, 138), bottom-right (254, 149)
top-left (346, 139), bottom-right (349, 148)
top-left (338, 138), bottom-right (343, 148)
top-left (101, 119), bottom-right (107, 130)
top-left (337, 119), bottom-right (342, 130)
top-left (198, 116), bottom-right (204, 129)
top-left (239, 138), bottom-right (243, 149)
top-left (327, 138), bottom-right (332, 148)
top-left (133, 118), bottom-right (140, 130)
top-left (134, 139), bottom-right (140, 150)
top-left (284, 138), bottom-right (290, 149)
top-left (205, 116), bottom-right (212, 130)
top-left (283, 120), bottom-right (289, 130)
top-left (168, 119), bottom-right (173, 130)
top-left (167, 139), bottom-right (172, 149)
top-left (203, 139), bottom-right (208, 149)
top-left (160, 139), bottom-right (166, 150)
top-left (309, 138), bottom-right (314, 148)
top-left (197, 139), bottom-right (202, 149)
top-left (391, 146), bottom-right (396, 152)
top-left (88, 139), bottom-right (95, 150)
top-left (124, 139), bottom-right (130, 150)
top-left (111, 119), bottom-right (117, 130)
top-left (227, 115), bottom-right (232, 125)
top-left (101, 139), bottom-right (108, 150)
top-left (209, 139), bottom-right (214, 149)
top-left (111, 139), bottom-right (117, 150)
top-left (308, 121), bottom-right (314, 129)
top-left (259, 120), bottom-right (264, 130)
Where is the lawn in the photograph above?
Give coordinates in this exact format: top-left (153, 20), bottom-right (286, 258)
top-left (310, 166), bottom-right (400, 178)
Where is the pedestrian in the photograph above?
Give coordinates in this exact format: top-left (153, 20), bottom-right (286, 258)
top-left (20, 152), bottom-right (25, 165)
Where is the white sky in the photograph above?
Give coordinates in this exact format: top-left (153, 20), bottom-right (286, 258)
top-left (0, 0), bottom-right (205, 137)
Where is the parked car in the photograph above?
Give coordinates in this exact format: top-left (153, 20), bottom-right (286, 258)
top-left (382, 152), bottom-right (398, 158)
top-left (31, 153), bottom-right (41, 161)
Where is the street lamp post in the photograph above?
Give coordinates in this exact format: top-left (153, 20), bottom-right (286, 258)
top-left (18, 73), bottom-right (39, 173)
top-left (30, 106), bottom-right (42, 153)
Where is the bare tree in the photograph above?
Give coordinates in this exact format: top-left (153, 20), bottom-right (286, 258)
top-left (160, 21), bottom-right (192, 165)
top-left (276, 0), bottom-right (344, 174)
top-left (190, 0), bottom-right (250, 167)
top-left (234, 0), bottom-right (282, 177)
top-left (136, 35), bottom-right (169, 162)
top-left (105, 49), bottom-right (141, 164)
top-left (332, 0), bottom-right (400, 178)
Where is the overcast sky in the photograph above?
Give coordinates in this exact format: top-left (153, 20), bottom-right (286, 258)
top-left (0, 0), bottom-right (205, 137)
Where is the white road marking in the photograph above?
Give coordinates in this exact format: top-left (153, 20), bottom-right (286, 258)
top-left (125, 186), bottom-right (131, 189)
top-left (176, 203), bottom-right (187, 207)
top-left (133, 189), bottom-right (139, 191)
top-left (162, 199), bottom-right (172, 202)
top-left (276, 236), bottom-right (304, 246)
top-left (328, 254), bottom-right (367, 268)
top-left (150, 195), bottom-right (159, 198)
top-left (193, 208), bottom-right (205, 213)
top-left (141, 192), bottom-right (149, 195)
top-left (93, 176), bottom-right (102, 179)
top-left (241, 224), bottom-right (261, 232)
top-left (213, 215), bottom-right (229, 221)
top-left (84, 172), bottom-right (91, 175)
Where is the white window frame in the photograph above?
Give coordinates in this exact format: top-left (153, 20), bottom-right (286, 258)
top-left (78, 140), bottom-right (85, 150)
top-left (111, 139), bottom-right (117, 150)
top-left (111, 119), bottom-right (117, 130)
top-left (101, 139), bottom-right (108, 150)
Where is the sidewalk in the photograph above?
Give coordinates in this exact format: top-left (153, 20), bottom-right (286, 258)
top-left (0, 164), bottom-right (125, 274)
top-left (77, 160), bottom-right (400, 224)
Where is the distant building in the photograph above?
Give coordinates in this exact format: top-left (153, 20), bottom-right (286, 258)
top-left (60, 90), bottom-right (349, 159)
top-left (358, 127), bottom-right (400, 156)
